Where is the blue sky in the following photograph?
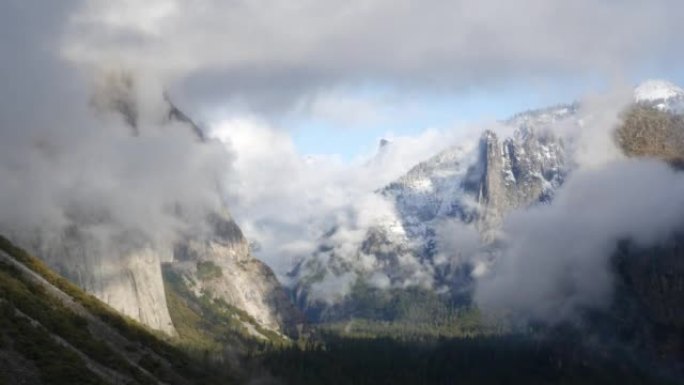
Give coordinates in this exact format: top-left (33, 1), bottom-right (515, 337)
top-left (287, 70), bottom-right (684, 161)
top-left (286, 80), bottom-right (593, 160)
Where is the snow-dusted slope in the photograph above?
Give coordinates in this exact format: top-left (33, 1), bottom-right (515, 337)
top-left (634, 80), bottom-right (684, 103)
top-left (291, 105), bottom-right (576, 311)
top-left (292, 80), bottom-right (684, 314)
top-left (168, 211), bottom-right (303, 337)
top-left (384, 104), bottom-right (574, 243)
top-left (634, 80), bottom-right (684, 112)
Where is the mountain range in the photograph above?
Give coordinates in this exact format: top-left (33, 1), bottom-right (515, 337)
top-left (1, 79), bottom-right (683, 384)
top-left (290, 80), bottom-right (684, 322)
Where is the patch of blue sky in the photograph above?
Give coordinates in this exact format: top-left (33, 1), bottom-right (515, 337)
top-left (287, 76), bottom-right (608, 161)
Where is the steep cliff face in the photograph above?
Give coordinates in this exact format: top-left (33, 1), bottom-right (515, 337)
top-left (21, 207), bottom-right (302, 338)
top-left (380, 104), bottom-right (572, 249)
top-left (474, 122), bottom-right (567, 235)
top-left (169, 212), bottom-right (303, 337)
top-left (7, 79), bottom-right (301, 337)
top-left (12, 227), bottom-right (177, 335)
top-left (291, 106), bottom-right (574, 316)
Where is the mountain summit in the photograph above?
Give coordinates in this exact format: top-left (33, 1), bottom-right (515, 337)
top-left (634, 80), bottom-right (684, 103)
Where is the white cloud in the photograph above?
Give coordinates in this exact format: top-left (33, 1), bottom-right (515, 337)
top-left (61, 0), bottom-right (684, 112)
top-left (207, 116), bottom-right (471, 277)
top-left (299, 92), bottom-right (387, 127)
top-left (475, 160), bottom-right (684, 323)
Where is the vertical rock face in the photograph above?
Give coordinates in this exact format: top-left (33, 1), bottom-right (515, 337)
top-left (291, 106), bottom-right (574, 314)
top-left (19, 208), bottom-right (303, 337)
top-left (475, 123), bottom-right (566, 234)
top-left (5, 85), bottom-right (301, 336)
top-left (169, 211), bottom-right (303, 337)
top-left (24, 229), bottom-right (176, 335)
top-left (382, 105), bottom-right (572, 247)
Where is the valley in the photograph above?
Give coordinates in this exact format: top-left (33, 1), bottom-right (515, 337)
top-left (1, 80), bottom-right (683, 384)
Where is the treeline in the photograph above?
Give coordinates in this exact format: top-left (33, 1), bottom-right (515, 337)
top-left (261, 334), bottom-right (678, 385)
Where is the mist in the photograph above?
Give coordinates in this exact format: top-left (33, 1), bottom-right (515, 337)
top-left (473, 87), bottom-right (684, 324)
top-left (0, 7), bottom-right (232, 288)
top-left (208, 117), bottom-right (469, 278)
top-left (475, 160), bottom-right (684, 323)
top-left (2, 0), bottom-right (683, 327)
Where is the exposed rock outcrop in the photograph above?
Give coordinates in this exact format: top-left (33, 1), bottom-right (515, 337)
top-left (291, 105), bottom-right (573, 316)
top-left (169, 211), bottom-right (303, 337)
top-left (12, 228), bottom-right (177, 335)
top-left (9, 76), bottom-right (301, 336)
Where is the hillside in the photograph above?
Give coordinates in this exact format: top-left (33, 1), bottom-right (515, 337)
top-left (0, 236), bottom-right (250, 385)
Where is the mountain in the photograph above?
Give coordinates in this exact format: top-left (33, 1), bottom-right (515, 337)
top-left (292, 104), bottom-right (576, 318)
top-left (291, 80), bottom-right (684, 321)
top-left (0, 236), bottom-right (239, 384)
top-left (166, 211), bottom-right (304, 338)
top-left (634, 80), bottom-right (684, 112)
top-left (1, 234), bottom-right (677, 385)
top-left (7, 77), bottom-right (301, 338)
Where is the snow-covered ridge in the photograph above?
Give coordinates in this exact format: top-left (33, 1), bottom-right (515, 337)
top-left (292, 79), bottom-right (684, 313)
top-left (634, 80), bottom-right (684, 103)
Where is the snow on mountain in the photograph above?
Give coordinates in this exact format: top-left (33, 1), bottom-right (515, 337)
top-left (291, 104), bottom-right (576, 312)
top-left (634, 80), bottom-right (684, 112)
top-left (634, 80), bottom-right (684, 103)
top-left (291, 80), bottom-right (684, 315)
top-left (383, 103), bottom-right (575, 245)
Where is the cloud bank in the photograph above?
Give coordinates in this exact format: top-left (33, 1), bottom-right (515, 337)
top-left (62, 0), bottom-right (684, 112)
top-left (476, 160), bottom-right (684, 323)
top-left (209, 117), bottom-right (468, 276)
top-left (3, 0), bottom-right (684, 326)
top-left (0, 2), bottom-right (231, 271)
top-left (474, 88), bottom-right (684, 324)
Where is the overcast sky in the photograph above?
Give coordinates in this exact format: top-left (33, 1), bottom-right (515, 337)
top-left (0, 0), bottom-right (662, 158)
top-left (2, 1), bottom-right (682, 151)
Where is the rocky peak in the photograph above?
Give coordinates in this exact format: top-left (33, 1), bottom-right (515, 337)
top-left (475, 123), bottom-right (566, 233)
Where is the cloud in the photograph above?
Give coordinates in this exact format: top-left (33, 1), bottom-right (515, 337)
top-left (475, 159), bottom-right (684, 323)
top-left (469, 86), bottom-right (684, 323)
top-left (4, 0), bottom-right (684, 325)
top-left (297, 92), bottom-right (388, 127)
top-left (556, 85), bottom-right (633, 169)
top-left (61, 0), bottom-right (684, 112)
top-left (207, 116), bottom-right (469, 277)
top-left (0, 1), bottom-right (233, 276)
